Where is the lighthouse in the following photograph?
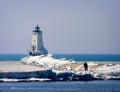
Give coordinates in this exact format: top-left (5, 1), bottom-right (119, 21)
top-left (28, 25), bottom-right (48, 56)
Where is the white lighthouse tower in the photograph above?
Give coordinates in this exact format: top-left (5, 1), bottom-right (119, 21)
top-left (28, 25), bottom-right (48, 56)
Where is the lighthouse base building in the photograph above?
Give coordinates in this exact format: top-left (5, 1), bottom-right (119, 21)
top-left (28, 25), bottom-right (48, 56)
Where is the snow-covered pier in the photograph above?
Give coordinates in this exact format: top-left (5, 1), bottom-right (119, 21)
top-left (0, 62), bottom-right (54, 82)
top-left (0, 54), bottom-right (120, 82)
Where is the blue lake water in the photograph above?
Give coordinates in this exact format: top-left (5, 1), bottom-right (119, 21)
top-left (0, 54), bottom-right (120, 62)
top-left (0, 81), bottom-right (120, 92)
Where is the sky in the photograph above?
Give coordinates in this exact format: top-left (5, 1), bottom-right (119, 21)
top-left (0, 0), bottom-right (120, 54)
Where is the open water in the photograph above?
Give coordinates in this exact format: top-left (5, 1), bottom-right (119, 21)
top-left (0, 54), bottom-right (120, 62)
top-left (0, 81), bottom-right (120, 92)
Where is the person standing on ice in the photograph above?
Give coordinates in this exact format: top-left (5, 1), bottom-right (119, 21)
top-left (84, 62), bottom-right (88, 71)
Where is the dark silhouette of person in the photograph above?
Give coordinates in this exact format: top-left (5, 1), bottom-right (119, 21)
top-left (84, 62), bottom-right (88, 71)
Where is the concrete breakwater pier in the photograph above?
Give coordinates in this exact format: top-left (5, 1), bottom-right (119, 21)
top-left (0, 62), bottom-right (54, 82)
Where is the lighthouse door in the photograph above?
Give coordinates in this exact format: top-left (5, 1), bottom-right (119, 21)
top-left (32, 46), bottom-right (35, 51)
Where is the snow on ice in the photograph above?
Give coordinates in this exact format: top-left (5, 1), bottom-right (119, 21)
top-left (21, 54), bottom-right (120, 81)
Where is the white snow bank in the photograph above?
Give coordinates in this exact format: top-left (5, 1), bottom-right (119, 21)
top-left (21, 54), bottom-right (75, 69)
top-left (96, 63), bottom-right (120, 73)
top-left (0, 78), bottom-right (51, 82)
top-left (21, 55), bottom-right (120, 80)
